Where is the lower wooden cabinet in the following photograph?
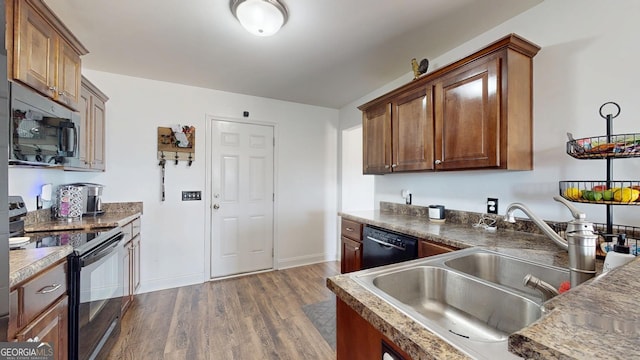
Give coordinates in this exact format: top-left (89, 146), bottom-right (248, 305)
top-left (337, 298), bottom-right (411, 360)
top-left (15, 296), bottom-right (68, 360)
top-left (418, 239), bottom-right (458, 258)
top-left (9, 260), bottom-right (68, 360)
top-left (122, 216), bottom-right (142, 313)
top-left (341, 236), bottom-right (362, 274)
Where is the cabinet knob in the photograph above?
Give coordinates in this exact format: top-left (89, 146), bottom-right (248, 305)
top-left (48, 86), bottom-right (57, 91)
top-left (435, 160), bottom-right (442, 165)
top-left (58, 91), bottom-right (64, 95)
top-left (391, 164), bottom-right (397, 168)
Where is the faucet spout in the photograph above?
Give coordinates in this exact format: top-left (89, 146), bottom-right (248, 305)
top-left (504, 202), bottom-right (569, 250)
top-left (523, 274), bottom-right (560, 302)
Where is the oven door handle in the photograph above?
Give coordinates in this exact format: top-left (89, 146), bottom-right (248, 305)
top-left (366, 236), bottom-right (405, 251)
top-left (80, 234), bottom-right (124, 267)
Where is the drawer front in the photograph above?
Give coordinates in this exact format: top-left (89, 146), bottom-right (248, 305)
top-left (341, 219), bottom-right (363, 241)
top-left (22, 262), bottom-right (67, 326)
top-left (131, 217), bottom-right (141, 237)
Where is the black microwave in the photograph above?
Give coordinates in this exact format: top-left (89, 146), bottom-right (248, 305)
top-left (9, 82), bottom-right (81, 166)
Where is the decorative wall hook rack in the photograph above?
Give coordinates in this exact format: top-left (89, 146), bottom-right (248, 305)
top-left (157, 125), bottom-right (195, 165)
top-left (157, 125), bottom-right (195, 201)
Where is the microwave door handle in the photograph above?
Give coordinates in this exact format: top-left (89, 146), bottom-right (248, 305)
top-left (72, 124), bottom-right (78, 154)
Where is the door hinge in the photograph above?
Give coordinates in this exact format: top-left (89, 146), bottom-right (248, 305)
top-left (273, 137), bottom-right (275, 147)
top-left (272, 193), bottom-right (275, 202)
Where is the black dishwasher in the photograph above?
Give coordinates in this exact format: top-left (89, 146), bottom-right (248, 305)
top-left (362, 225), bottom-right (418, 269)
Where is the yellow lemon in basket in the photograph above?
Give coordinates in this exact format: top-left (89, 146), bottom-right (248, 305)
top-left (564, 187), bottom-right (582, 200)
top-left (613, 188), bottom-right (640, 202)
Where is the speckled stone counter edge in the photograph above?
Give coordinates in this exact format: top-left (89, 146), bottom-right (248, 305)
top-left (332, 202), bottom-right (639, 360)
top-left (24, 202), bottom-right (143, 232)
top-left (12, 202), bottom-right (143, 287)
top-left (9, 246), bottom-right (73, 287)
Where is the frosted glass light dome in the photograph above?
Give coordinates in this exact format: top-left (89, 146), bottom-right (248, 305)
top-left (232, 0), bottom-right (288, 37)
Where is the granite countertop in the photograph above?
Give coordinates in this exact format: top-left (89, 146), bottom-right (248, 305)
top-left (11, 202), bottom-right (143, 288)
top-left (329, 205), bottom-right (638, 359)
top-left (24, 202), bottom-right (143, 232)
top-left (9, 246), bottom-right (73, 287)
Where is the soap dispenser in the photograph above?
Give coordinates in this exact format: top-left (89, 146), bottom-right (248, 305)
top-left (603, 234), bottom-right (635, 273)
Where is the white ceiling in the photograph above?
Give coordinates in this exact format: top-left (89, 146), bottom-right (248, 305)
top-left (45, 0), bottom-right (542, 109)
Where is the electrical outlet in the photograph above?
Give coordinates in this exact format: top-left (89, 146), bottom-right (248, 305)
top-left (487, 198), bottom-right (498, 214)
top-left (182, 191), bottom-right (202, 201)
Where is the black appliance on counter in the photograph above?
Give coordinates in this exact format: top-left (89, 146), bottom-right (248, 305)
top-left (16, 224), bottom-right (125, 360)
top-left (8, 195), bottom-right (27, 238)
top-left (9, 81), bottom-right (81, 166)
top-left (362, 225), bottom-right (418, 269)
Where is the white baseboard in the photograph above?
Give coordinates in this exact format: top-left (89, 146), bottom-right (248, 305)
top-left (277, 252), bottom-right (333, 270)
top-left (137, 273), bottom-right (204, 294)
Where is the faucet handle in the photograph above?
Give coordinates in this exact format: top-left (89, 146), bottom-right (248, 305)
top-left (553, 196), bottom-right (586, 220)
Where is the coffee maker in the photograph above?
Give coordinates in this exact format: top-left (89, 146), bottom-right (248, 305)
top-left (55, 183), bottom-right (105, 218)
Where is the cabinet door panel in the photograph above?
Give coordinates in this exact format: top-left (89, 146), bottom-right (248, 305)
top-left (392, 86), bottom-right (434, 172)
top-left (91, 97), bottom-right (106, 170)
top-left (16, 296), bottom-right (68, 360)
top-left (78, 87), bottom-right (91, 166)
top-left (57, 40), bottom-right (81, 110)
top-left (362, 103), bottom-right (392, 174)
top-left (15, 0), bottom-right (56, 95)
top-left (435, 56), bottom-right (500, 170)
top-left (341, 236), bottom-right (362, 274)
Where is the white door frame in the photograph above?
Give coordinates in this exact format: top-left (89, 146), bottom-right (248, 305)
top-left (204, 115), bottom-right (279, 282)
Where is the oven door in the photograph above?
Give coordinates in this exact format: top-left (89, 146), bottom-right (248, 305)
top-left (73, 235), bottom-right (125, 360)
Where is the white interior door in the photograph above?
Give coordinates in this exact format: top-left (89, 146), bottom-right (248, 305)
top-left (211, 120), bottom-right (274, 278)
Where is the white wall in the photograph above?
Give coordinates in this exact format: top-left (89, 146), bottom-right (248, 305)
top-left (9, 71), bottom-right (339, 293)
top-left (341, 126), bottom-right (374, 211)
top-left (338, 0), bottom-right (640, 227)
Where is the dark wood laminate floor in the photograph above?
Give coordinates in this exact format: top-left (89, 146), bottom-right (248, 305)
top-left (107, 261), bottom-right (340, 360)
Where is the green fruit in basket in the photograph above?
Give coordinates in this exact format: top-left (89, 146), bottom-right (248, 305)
top-left (592, 191), bottom-right (603, 201)
top-left (582, 190), bottom-right (592, 200)
top-left (603, 190), bottom-right (614, 201)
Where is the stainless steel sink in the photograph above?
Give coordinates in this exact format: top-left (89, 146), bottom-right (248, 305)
top-left (444, 251), bottom-right (569, 301)
top-left (351, 247), bottom-right (566, 359)
top-left (372, 266), bottom-right (542, 341)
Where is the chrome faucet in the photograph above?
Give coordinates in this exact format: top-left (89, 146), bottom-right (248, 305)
top-left (505, 196), bottom-right (597, 288)
top-left (523, 274), bottom-right (559, 302)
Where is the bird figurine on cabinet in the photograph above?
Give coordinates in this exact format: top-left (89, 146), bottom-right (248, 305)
top-left (411, 58), bottom-right (430, 80)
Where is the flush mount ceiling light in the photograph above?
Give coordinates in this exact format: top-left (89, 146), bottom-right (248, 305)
top-left (230, 0), bottom-right (288, 37)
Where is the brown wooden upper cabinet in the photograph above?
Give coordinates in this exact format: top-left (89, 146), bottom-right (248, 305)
top-left (7, 0), bottom-right (89, 110)
top-left (76, 76), bottom-right (108, 171)
top-left (359, 34), bottom-right (540, 174)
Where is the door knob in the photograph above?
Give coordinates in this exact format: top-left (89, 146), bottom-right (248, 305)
top-left (435, 159), bottom-right (442, 165)
top-left (213, 204), bottom-right (220, 210)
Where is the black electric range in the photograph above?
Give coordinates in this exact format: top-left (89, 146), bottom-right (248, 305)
top-left (16, 227), bottom-right (125, 360)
